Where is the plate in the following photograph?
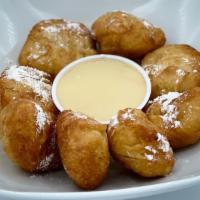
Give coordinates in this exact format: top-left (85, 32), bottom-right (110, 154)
top-left (1, 0), bottom-right (200, 199)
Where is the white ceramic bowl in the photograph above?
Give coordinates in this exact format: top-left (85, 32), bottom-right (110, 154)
top-left (1, 0), bottom-right (200, 200)
top-left (52, 54), bottom-right (151, 122)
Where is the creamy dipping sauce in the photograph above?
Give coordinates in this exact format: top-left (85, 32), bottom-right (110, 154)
top-left (57, 58), bottom-right (147, 122)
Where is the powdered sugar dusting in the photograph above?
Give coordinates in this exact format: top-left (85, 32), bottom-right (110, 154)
top-left (144, 64), bottom-right (163, 76)
top-left (176, 68), bottom-right (186, 83)
top-left (121, 108), bottom-right (135, 121)
top-left (4, 65), bottom-right (51, 101)
top-left (142, 19), bottom-right (153, 29)
top-left (108, 109), bottom-right (135, 132)
top-left (141, 18), bottom-right (155, 38)
top-left (183, 105), bottom-right (193, 121)
top-left (157, 132), bottom-right (170, 153)
top-left (107, 115), bottom-right (119, 137)
top-left (35, 103), bottom-right (49, 132)
top-left (27, 42), bottom-right (48, 61)
top-left (28, 54), bottom-right (40, 60)
top-left (42, 26), bottom-right (59, 33)
top-left (145, 146), bottom-right (157, 154)
top-left (38, 153), bottom-right (54, 170)
top-left (74, 111), bottom-right (88, 119)
top-left (176, 68), bottom-right (186, 77)
top-left (40, 21), bottom-right (85, 49)
top-left (65, 21), bottom-right (82, 32)
top-left (41, 20), bottom-right (83, 34)
top-left (144, 146), bottom-right (157, 161)
top-left (161, 104), bottom-right (181, 128)
top-left (106, 18), bottom-right (118, 27)
top-left (145, 154), bottom-right (154, 161)
top-left (152, 92), bottom-right (182, 128)
top-left (109, 115), bottom-right (119, 129)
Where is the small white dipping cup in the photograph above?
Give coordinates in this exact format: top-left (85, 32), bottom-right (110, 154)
top-left (52, 54), bottom-right (151, 121)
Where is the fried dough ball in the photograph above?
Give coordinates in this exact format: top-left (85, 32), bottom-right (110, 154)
top-left (56, 110), bottom-right (110, 190)
top-left (142, 44), bottom-right (200, 98)
top-left (0, 65), bottom-right (56, 113)
top-left (0, 99), bottom-right (61, 172)
top-left (91, 11), bottom-right (165, 59)
top-left (107, 108), bottom-right (174, 177)
top-left (146, 88), bottom-right (200, 149)
top-left (18, 19), bottom-right (96, 76)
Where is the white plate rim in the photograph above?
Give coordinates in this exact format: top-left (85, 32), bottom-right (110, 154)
top-left (1, 174), bottom-right (200, 200)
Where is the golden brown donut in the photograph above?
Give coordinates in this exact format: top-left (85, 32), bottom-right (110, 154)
top-left (142, 44), bottom-right (200, 98)
top-left (0, 65), bottom-right (56, 113)
top-left (19, 19), bottom-right (97, 76)
top-left (107, 108), bottom-right (174, 178)
top-left (92, 11), bottom-right (165, 59)
top-left (146, 88), bottom-right (200, 149)
top-left (0, 99), bottom-right (61, 172)
top-left (56, 110), bottom-right (110, 190)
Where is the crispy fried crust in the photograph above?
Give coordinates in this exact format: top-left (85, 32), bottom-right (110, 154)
top-left (56, 110), bottom-right (110, 190)
top-left (0, 99), bottom-right (61, 172)
top-left (107, 108), bottom-right (175, 177)
top-left (142, 44), bottom-right (200, 98)
top-left (19, 19), bottom-right (97, 76)
top-left (0, 65), bottom-right (56, 113)
top-left (146, 87), bottom-right (200, 149)
top-left (92, 11), bottom-right (165, 59)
